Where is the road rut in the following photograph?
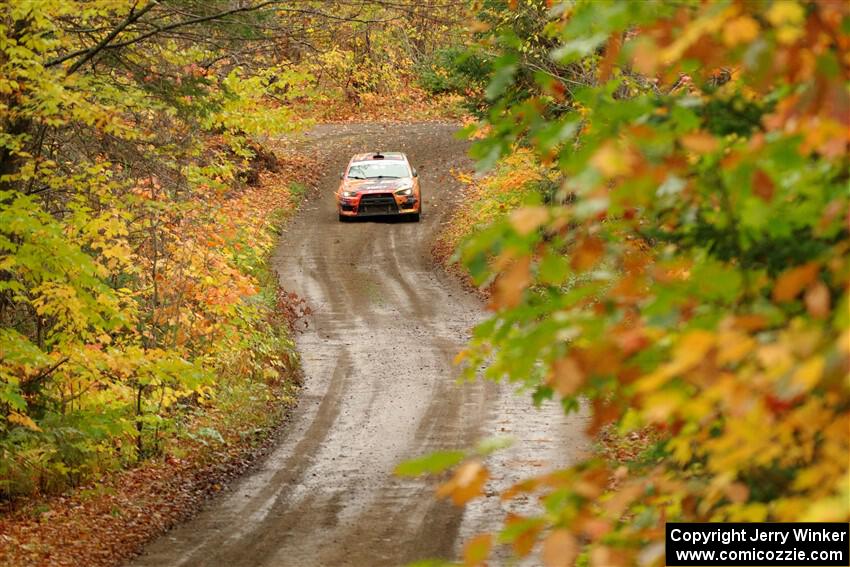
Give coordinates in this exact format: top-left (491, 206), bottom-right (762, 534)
top-left (129, 123), bottom-right (588, 567)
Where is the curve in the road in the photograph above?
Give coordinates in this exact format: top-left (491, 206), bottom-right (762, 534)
top-left (129, 123), bottom-right (588, 567)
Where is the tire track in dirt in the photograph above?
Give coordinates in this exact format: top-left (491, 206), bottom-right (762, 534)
top-left (128, 123), bottom-right (588, 567)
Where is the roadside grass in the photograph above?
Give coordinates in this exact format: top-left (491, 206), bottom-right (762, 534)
top-left (288, 181), bottom-right (310, 201)
top-left (433, 149), bottom-right (548, 284)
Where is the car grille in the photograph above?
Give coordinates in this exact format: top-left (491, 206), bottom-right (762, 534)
top-left (358, 193), bottom-right (398, 215)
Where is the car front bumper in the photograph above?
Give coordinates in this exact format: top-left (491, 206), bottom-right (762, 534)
top-left (339, 193), bottom-right (419, 216)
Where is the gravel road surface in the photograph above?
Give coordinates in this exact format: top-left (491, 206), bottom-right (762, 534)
top-left (129, 123), bottom-right (588, 567)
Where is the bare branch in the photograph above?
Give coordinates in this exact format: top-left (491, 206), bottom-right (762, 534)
top-left (49, 1), bottom-right (157, 73)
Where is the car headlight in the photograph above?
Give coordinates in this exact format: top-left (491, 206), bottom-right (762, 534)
top-left (342, 191), bottom-right (358, 198)
top-left (394, 187), bottom-right (413, 196)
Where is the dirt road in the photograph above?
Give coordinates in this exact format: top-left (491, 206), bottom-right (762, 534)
top-left (129, 123), bottom-right (588, 567)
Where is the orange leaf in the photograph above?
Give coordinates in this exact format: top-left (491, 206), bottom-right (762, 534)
top-left (725, 482), bottom-right (750, 504)
top-left (591, 545), bottom-right (628, 567)
top-left (542, 530), bottom-right (577, 567)
top-left (773, 262), bottom-right (820, 302)
top-left (581, 518), bottom-right (613, 539)
top-left (603, 482), bottom-right (644, 517)
top-left (513, 526), bottom-right (541, 558)
top-left (468, 20), bottom-right (491, 33)
top-left (614, 327), bottom-right (649, 355)
top-left (752, 168), bottom-right (775, 202)
top-left (573, 467), bottom-right (609, 499)
top-left (571, 237), bottom-right (604, 271)
top-left (598, 35), bottom-right (622, 82)
top-left (437, 460), bottom-right (489, 505)
top-left (591, 141), bottom-right (634, 177)
top-left (548, 357), bottom-right (585, 397)
top-left (501, 476), bottom-right (547, 501)
top-left (681, 132), bottom-right (719, 154)
top-left (804, 281), bottom-right (830, 318)
top-left (732, 314), bottom-right (768, 332)
top-left (587, 399), bottom-right (620, 436)
top-left (510, 206), bottom-right (549, 236)
top-left (631, 38), bottom-right (659, 75)
top-left (491, 256), bottom-right (531, 310)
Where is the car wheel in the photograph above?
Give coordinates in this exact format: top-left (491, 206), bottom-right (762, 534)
top-left (338, 213), bottom-right (348, 222)
top-left (410, 213), bottom-right (420, 223)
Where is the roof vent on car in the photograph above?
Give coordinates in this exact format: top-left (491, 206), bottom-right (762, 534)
top-left (372, 152), bottom-right (385, 159)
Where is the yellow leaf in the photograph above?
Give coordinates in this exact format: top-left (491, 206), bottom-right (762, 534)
top-left (671, 330), bottom-right (716, 373)
top-left (636, 368), bottom-right (673, 392)
top-left (660, 7), bottom-right (731, 64)
top-left (838, 331), bottom-right (850, 355)
top-left (802, 495), bottom-right (850, 522)
top-left (792, 356), bottom-right (824, 391)
top-left (642, 389), bottom-right (686, 422)
top-left (776, 24), bottom-right (804, 44)
top-left (723, 16), bottom-right (760, 46)
top-left (716, 331), bottom-right (755, 365)
top-left (453, 349), bottom-right (468, 365)
top-left (8, 412), bottom-right (41, 431)
top-left (767, 0), bottom-right (805, 27)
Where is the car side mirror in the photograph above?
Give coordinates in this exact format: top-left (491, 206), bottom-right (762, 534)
top-left (412, 169), bottom-right (418, 177)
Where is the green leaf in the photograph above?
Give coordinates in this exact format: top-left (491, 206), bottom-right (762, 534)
top-left (395, 450), bottom-right (466, 477)
top-left (538, 252), bottom-right (570, 285)
top-left (485, 54), bottom-right (518, 101)
top-left (476, 435), bottom-right (514, 455)
top-left (551, 33), bottom-right (607, 63)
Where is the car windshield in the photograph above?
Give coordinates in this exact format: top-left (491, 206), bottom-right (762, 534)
top-left (347, 161), bottom-right (410, 179)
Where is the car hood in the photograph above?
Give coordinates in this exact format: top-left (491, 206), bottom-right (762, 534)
top-left (342, 178), bottom-right (411, 193)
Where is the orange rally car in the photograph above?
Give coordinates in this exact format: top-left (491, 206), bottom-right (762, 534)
top-left (336, 152), bottom-right (421, 222)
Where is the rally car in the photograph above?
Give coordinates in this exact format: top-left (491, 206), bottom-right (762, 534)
top-left (336, 152), bottom-right (421, 222)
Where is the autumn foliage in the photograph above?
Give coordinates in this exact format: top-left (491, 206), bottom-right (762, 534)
top-left (3, 0), bottom-right (848, 565)
top-left (413, 1), bottom-right (849, 565)
top-left (0, 1), bottom-right (324, 500)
